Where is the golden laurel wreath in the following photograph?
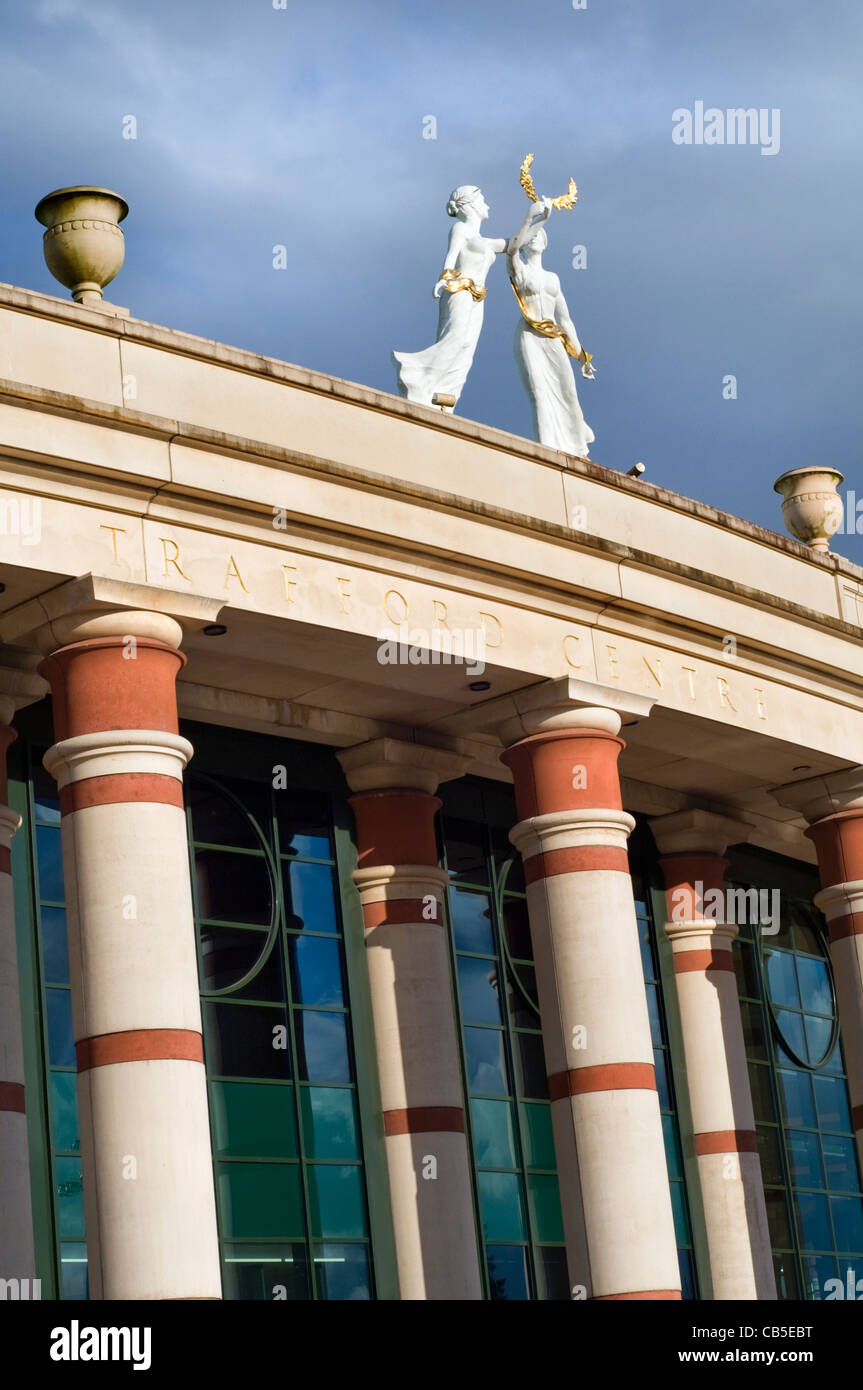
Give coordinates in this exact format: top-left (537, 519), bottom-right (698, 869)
top-left (519, 153), bottom-right (578, 210)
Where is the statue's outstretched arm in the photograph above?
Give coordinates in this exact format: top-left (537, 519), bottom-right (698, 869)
top-left (507, 210), bottom-right (534, 268)
top-left (507, 198), bottom-right (552, 266)
top-left (554, 289), bottom-right (582, 357)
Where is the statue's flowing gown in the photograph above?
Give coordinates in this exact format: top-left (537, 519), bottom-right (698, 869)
top-left (514, 319), bottom-right (594, 456)
top-left (392, 285), bottom-right (484, 406)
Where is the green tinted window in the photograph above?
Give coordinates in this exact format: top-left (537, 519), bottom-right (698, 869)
top-left (440, 785), bottom-right (568, 1300)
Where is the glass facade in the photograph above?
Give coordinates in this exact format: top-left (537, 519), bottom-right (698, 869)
top-left (729, 850), bottom-right (863, 1299)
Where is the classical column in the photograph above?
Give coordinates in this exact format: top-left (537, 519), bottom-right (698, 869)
top-left (37, 610), bottom-right (221, 1300)
top-left (773, 769), bottom-right (863, 1173)
top-left (650, 809), bottom-right (776, 1300)
top-left (337, 738), bottom-right (482, 1300)
top-left (499, 690), bottom-right (681, 1300)
top-left (0, 657), bottom-right (46, 1284)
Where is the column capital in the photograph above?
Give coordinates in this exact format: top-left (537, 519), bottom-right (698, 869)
top-left (0, 803), bottom-right (22, 851)
top-left (652, 812), bottom-right (751, 944)
top-left (462, 676), bottom-right (656, 745)
top-left (39, 638), bottom-right (187, 743)
top-left (814, 881), bottom-right (863, 922)
top-left (0, 574), bottom-right (224, 653)
top-left (337, 737), bottom-right (469, 794)
top-left (772, 766), bottom-right (863, 824)
top-left (0, 647), bottom-right (48, 724)
top-left (649, 808), bottom-right (753, 857)
top-left (352, 863), bottom-right (450, 897)
top-left (663, 919), bottom-right (739, 947)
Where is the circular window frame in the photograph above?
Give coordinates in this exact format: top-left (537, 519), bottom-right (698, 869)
top-left (495, 855), bottom-right (541, 1021)
top-left (760, 904), bottom-right (839, 1073)
top-left (188, 771), bottom-right (281, 1000)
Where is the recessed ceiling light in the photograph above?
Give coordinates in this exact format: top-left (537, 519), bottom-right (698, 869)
top-left (793, 765), bottom-right (811, 773)
top-left (469, 680), bottom-right (490, 692)
top-left (203, 623), bottom-right (227, 637)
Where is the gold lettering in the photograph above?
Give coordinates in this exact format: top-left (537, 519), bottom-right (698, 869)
top-left (282, 565), bottom-right (298, 604)
top-left (225, 554), bottom-right (249, 592)
top-left (754, 687), bottom-right (768, 721)
top-left (643, 655), bottom-right (663, 689)
top-left (606, 645), bottom-right (619, 680)
top-left (432, 599), bottom-right (449, 628)
top-left (681, 665), bottom-right (697, 700)
top-left (337, 577), bottom-right (352, 614)
top-left (383, 589), bottom-right (409, 624)
top-left (100, 524), bottom-right (126, 564)
top-left (716, 675), bottom-right (737, 712)
top-left (160, 537), bottom-right (189, 582)
top-left (562, 634), bottom-right (582, 669)
top-left (478, 612), bottom-right (503, 648)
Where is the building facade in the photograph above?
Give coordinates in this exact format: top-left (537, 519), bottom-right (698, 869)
top-left (1, 278), bottom-right (863, 1301)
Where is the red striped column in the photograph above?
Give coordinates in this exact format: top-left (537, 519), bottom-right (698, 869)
top-left (773, 770), bottom-right (863, 1176)
top-left (501, 706), bottom-right (681, 1300)
top-left (38, 613), bottom-right (221, 1300)
top-left (650, 810), bottom-right (776, 1300)
top-left (0, 719), bottom-right (35, 1281)
top-left (338, 739), bottom-right (482, 1300)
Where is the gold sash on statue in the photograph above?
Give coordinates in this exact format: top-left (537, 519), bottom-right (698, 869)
top-left (438, 268), bottom-right (487, 301)
top-left (510, 280), bottom-right (592, 367)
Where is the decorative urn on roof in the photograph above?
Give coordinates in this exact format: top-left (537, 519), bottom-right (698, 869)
top-left (34, 185), bottom-right (128, 306)
top-left (774, 466), bottom-right (844, 553)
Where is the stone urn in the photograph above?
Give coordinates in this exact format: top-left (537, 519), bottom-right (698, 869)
top-left (34, 186), bottom-right (128, 305)
top-left (774, 466), bottom-right (844, 552)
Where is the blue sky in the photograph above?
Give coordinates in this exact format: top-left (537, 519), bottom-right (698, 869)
top-left (2, 0), bottom-right (861, 562)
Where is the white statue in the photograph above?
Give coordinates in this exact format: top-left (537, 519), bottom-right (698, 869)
top-left (507, 195), bottom-right (595, 456)
top-left (392, 186), bottom-right (505, 407)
